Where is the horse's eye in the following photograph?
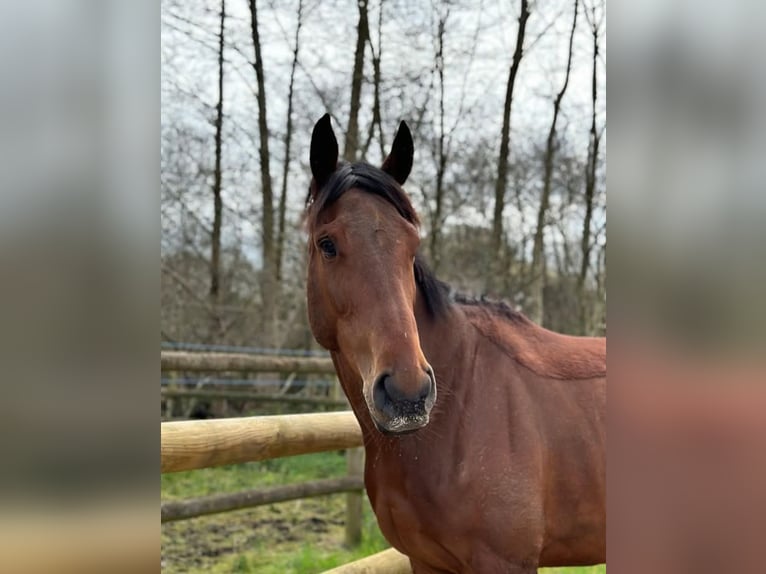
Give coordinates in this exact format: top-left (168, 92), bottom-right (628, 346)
top-left (317, 237), bottom-right (337, 259)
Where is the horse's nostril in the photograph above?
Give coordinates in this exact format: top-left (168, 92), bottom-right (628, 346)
top-left (416, 376), bottom-right (431, 400)
top-left (422, 366), bottom-right (436, 397)
top-left (384, 375), bottom-right (409, 403)
top-left (372, 373), bottom-right (393, 413)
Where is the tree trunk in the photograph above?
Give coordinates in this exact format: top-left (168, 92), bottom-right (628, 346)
top-left (276, 0), bottom-right (304, 282)
top-left (209, 0), bottom-right (225, 339)
top-left (210, 0), bottom-right (225, 302)
top-left (578, 0), bottom-right (603, 335)
top-left (489, 0), bottom-right (530, 293)
top-left (527, 0), bottom-right (578, 325)
top-left (248, 0), bottom-right (276, 341)
top-left (429, 12), bottom-right (448, 274)
top-left (344, 0), bottom-right (370, 162)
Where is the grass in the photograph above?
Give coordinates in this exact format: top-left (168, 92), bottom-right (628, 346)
top-left (161, 451), bottom-right (347, 499)
top-left (161, 452), bottom-right (604, 573)
top-left (199, 509), bottom-right (389, 574)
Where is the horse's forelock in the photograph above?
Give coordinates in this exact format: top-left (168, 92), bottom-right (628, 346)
top-left (306, 162), bottom-right (419, 231)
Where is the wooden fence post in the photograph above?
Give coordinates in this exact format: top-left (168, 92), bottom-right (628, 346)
top-left (345, 447), bottom-right (365, 547)
top-left (165, 372), bottom-right (177, 420)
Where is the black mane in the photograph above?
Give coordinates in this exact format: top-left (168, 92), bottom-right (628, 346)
top-left (307, 161), bottom-right (526, 324)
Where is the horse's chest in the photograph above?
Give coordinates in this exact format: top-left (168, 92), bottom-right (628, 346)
top-left (367, 446), bottom-right (545, 570)
top-left (373, 488), bottom-right (464, 569)
top-left (368, 461), bottom-right (477, 568)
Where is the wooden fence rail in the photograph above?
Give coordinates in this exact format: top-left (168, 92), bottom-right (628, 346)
top-left (161, 412), bottom-right (362, 473)
top-left (321, 548), bottom-right (412, 573)
top-left (161, 351), bottom-right (336, 374)
top-left (161, 388), bottom-right (348, 408)
top-left (161, 476), bottom-right (364, 522)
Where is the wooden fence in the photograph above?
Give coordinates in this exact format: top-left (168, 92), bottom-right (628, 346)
top-left (161, 350), bottom-right (343, 419)
top-left (161, 412), bottom-right (362, 472)
top-left (161, 352), bottom-right (411, 573)
top-left (162, 475), bottom-right (364, 522)
top-left (161, 350), bottom-right (336, 374)
top-left (161, 388), bottom-right (348, 408)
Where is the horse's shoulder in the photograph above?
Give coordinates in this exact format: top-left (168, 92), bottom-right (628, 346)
top-left (517, 325), bottom-right (606, 380)
top-left (463, 306), bottom-right (606, 380)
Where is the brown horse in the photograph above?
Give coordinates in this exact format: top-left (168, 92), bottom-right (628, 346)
top-left (305, 114), bottom-right (606, 573)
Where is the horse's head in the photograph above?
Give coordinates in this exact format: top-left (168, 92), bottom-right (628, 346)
top-left (305, 114), bottom-right (436, 435)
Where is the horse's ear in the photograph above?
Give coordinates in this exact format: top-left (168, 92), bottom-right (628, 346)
top-left (382, 121), bottom-right (413, 185)
top-left (310, 113), bottom-right (338, 191)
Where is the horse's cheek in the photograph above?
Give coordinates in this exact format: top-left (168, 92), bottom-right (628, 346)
top-left (306, 274), bottom-right (338, 350)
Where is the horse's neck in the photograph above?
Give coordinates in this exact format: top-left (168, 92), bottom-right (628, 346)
top-left (412, 301), bottom-right (493, 454)
top-left (414, 300), bottom-right (474, 405)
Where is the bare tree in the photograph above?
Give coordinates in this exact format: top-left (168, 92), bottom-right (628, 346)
top-left (527, 0), bottom-right (579, 325)
top-left (344, 0), bottom-right (370, 161)
top-left (490, 0), bottom-right (530, 292)
top-left (361, 0), bottom-right (385, 161)
top-left (578, 0), bottom-right (604, 334)
top-left (276, 0), bottom-right (304, 282)
top-left (247, 0), bottom-right (276, 306)
top-left (429, 8), bottom-right (449, 274)
top-left (210, 0), bottom-right (225, 308)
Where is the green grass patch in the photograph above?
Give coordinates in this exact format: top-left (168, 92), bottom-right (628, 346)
top-left (196, 508), bottom-right (389, 574)
top-left (161, 451), bottom-right (347, 499)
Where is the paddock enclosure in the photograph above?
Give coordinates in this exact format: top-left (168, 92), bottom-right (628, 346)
top-left (161, 349), bottom-right (411, 573)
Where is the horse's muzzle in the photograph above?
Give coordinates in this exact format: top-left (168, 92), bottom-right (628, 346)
top-left (369, 368), bottom-right (436, 434)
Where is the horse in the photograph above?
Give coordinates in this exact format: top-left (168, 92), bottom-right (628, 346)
top-left (304, 113), bottom-right (606, 573)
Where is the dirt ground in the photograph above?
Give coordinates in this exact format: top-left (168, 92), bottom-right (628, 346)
top-left (161, 496), bottom-right (346, 573)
